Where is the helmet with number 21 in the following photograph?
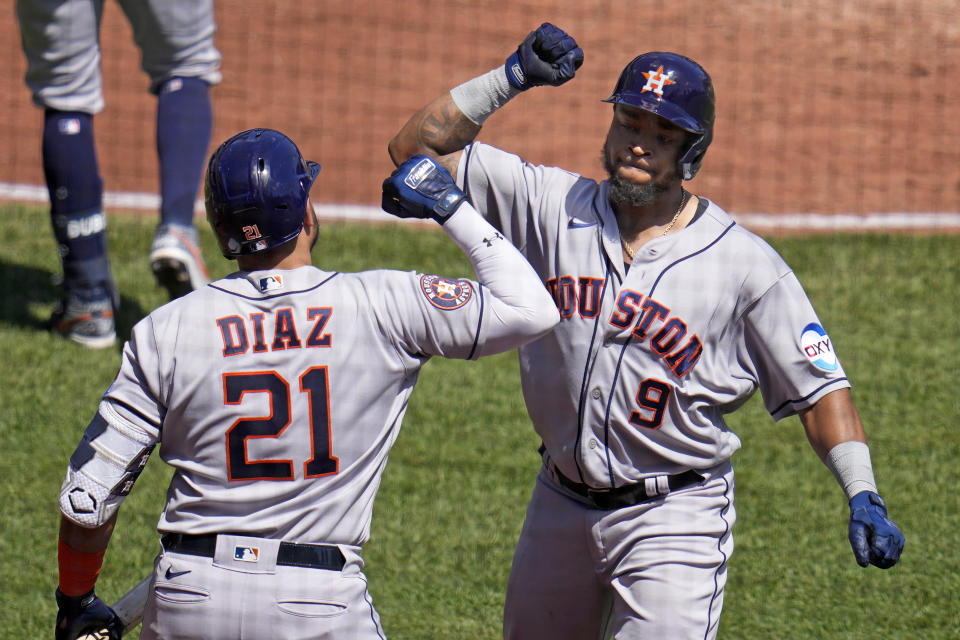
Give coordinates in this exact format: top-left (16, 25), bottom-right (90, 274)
top-left (205, 128), bottom-right (321, 258)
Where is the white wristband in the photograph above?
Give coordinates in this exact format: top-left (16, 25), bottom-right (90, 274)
top-left (450, 67), bottom-right (521, 125)
top-left (824, 441), bottom-right (878, 501)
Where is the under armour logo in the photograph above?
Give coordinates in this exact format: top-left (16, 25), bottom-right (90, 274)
top-left (641, 65), bottom-right (676, 96)
top-left (482, 232), bottom-right (504, 247)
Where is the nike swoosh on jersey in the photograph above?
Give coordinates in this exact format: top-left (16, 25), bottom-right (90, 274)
top-left (165, 567), bottom-right (191, 580)
top-left (567, 217), bottom-right (596, 228)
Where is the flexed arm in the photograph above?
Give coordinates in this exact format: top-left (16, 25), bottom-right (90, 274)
top-left (382, 155), bottom-right (559, 351)
top-left (388, 22), bottom-right (583, 177)
top-left (388, 93), bottom-right (479, 177)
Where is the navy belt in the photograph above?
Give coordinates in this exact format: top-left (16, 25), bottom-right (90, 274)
top-left (552, 466), bottom-right (705, 510)
top-left (161, 533), bottom-right (345, 571)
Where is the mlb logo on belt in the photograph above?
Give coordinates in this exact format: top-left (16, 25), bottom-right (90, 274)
top-left (234, 545), bottom-right (260, 562)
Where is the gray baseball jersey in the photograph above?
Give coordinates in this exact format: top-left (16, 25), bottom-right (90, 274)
top-left (457, 142), bottom-right (850, 639)
top-left (58, 206), bottom-right (558, 639)
top-left (17, 0), bottom-right (221, 113)
top-left (459, 142), bottom-right (849, 485)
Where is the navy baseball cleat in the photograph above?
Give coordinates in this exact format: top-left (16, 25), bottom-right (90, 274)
top-left (49, 284), bottom-right (117, 349)
top-left (150, 223), bottom-right (210, 300)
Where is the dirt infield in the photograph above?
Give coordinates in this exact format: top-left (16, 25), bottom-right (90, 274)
top-left (2, 0), bottom-right (959, 222)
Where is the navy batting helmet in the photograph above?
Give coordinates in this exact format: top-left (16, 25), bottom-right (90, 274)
top-left (604, 52), bottom-right (715, 180)
top-left (205, 128), bottom-right (321, 258)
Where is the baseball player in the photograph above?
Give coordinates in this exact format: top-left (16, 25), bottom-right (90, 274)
top-left (53, 128), bottom-right (559, 639)
top-left (388, 23), bottom-right (906, 639)
top-left (16, 0), bottom-right (222, 348)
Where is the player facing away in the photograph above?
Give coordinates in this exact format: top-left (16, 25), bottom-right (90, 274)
top-left (388, 23), bottom-right (905, 640)
top-left (53, 129), bottom-right (559, 639)
top-left (16, 0), bottom-right (222, 349)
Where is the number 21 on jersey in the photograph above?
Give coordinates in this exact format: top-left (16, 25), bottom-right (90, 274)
top-left (223, 367), bottom-right (338, 481)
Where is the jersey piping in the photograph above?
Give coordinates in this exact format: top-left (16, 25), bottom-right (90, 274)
top-left (596, 207), bottom-right (735, 488)
top-left (768, 377), bottom-right (850, 419)
top-left (207, 271), bottom-right (341, 300)
top-left (647, 219), bottom-right (735, 299)
top-left (465, 283), bottom-right (486, 360)
top-left (572, 192), bottom-right (619, 484)
top-left (704, 474), bottom-right (734, 640)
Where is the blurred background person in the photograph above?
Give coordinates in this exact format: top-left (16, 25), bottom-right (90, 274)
top-left (16, 0), bottom-right (222, 348)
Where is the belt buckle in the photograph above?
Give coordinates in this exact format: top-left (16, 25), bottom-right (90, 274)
top-left (585, 486), bottom-right (623, 510)
top-left (586, 486), bottom-right (612, 497)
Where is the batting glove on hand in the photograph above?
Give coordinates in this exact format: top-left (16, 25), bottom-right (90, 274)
top-left (382, 155), bottom-right (466, 225)
top-left (505, 22), bottom-right (584, 91)
top-left (848, 491), bottom-right (905, 569)
top-left (55, 588), bottom-right (122, 640)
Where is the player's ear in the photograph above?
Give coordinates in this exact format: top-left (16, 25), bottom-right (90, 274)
top-left (303, 200), bottom-right (318, 233)
top-left (302, 199), bottom-right (321, 252)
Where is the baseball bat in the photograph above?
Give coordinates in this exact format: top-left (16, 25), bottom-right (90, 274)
top-left (112, 575), bottom-right (152, 636)
top-left (74, 575), bottom-right (151, 640)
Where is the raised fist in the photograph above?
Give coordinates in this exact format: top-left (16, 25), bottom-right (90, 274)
top-left (505, 22), bottom-right (584, 91)
top-left (382, 155), bottom-right (466, 225)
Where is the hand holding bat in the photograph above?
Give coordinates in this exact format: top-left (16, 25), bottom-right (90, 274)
top-left (59, 575), bottom-right (151, 639)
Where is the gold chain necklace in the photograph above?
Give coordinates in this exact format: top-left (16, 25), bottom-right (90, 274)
top-left (619, 189), bottom-right (689, 260)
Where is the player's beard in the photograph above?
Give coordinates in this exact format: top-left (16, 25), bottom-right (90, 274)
top-left (602, 151), bottom-right (664, 208)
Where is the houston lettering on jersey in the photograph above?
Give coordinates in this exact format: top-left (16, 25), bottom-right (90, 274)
top-left (608, 289), bottom-right (702, 377)
top-left (217, 307), bottom-right (333, 356)
top-left (547, 276), bottom-right (604, 319)
top-left (546, 277), bottom-right (702, 378)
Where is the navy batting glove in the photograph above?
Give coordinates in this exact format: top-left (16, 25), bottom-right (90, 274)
top-left (382, 155), bottom-right (466, 225)
top-left (848, 491), bottom-right (905, 569)
top-left (505, 22), bottom-right (584, 91)
top-left (55, 588), bottom-right (122, 640)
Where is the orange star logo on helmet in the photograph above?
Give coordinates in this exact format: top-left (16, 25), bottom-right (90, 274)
top-left (641, 66), bottom-right (675, 96)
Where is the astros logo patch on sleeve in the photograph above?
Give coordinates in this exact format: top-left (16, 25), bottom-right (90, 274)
top-left (420, 274), bottom-right (473, 310)
top-left (799, 322), bottom-right (838, 371)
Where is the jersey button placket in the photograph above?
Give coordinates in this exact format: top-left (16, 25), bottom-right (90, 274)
top-left (588, 390), bottom-right (603, 454)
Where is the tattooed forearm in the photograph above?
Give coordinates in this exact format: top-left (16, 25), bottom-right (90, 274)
top-left (389, 93), bottom-right (479, 167)
top-left (418, 101), bottom-right (481, 156)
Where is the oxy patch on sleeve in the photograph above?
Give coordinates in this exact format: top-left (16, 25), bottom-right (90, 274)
top-left (419, 274), bottom-right (473, 310)
top-left (799, 322), bottom-right (839, 371)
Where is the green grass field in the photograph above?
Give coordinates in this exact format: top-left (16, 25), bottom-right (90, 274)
top-left (1, 203), bottom-right (957, 639)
